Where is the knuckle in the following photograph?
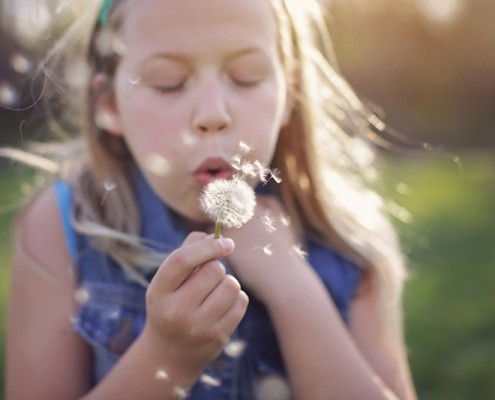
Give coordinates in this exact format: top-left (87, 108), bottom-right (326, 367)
top-left (222, 275), bottom-right (241, 294)
top-left (188, 231), bottom-right (207, 242)
top-left (169, 248), bottom-right (189, 267)
top-left (203, 261), bottom-right (225, 281)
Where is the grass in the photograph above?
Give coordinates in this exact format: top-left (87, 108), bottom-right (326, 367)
top-left (0, 154), bottom-right (494, 399)
top-left (384, 154), bottom-right (495, 399)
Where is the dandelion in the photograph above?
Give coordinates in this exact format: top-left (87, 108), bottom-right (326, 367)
top-left (200, 178), bottom-right (256, 239)
top-left (200, 143), bottom-right (282, 238)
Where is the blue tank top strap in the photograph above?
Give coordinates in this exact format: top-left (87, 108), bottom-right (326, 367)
top-left (53, 179), bottom-right (78, 263)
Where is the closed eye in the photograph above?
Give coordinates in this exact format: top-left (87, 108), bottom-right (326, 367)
top-left (232, 78), bottom-right (260, 88)
top-left (153, 83), bottom-right (185, 94)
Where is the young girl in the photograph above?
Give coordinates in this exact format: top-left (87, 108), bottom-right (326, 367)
top-left (6, 0), bottom-right (417, 398)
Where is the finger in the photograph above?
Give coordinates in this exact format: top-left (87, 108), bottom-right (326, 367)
top-left (181, 231), bottom-right (208, 246)
top-left (178, 260), bottom-right (227, 307)
top-left (155, 237), bottom-right (235, 292)
top-left (198, 275), bottom-right (242, 321)
top-left (213, 291), bottom-right (249, 336)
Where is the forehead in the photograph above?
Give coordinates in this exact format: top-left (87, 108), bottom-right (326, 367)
top-left (120, 0), bottom-right (278, 57)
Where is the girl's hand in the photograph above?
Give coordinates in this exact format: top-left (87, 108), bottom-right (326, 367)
top-left (224, 196), bottom-right (309, 304)
top-left (143, 232), bottom-right (249, 380)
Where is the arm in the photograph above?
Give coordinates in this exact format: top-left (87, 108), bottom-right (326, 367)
top-left (6, 187), bottom-right (248, 400)
top-left (6, 187), bottom-right (92, 399)
top-left (225, 196), bottom-right (417, 400)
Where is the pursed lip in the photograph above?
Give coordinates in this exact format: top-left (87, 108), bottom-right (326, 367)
top-left (193, 157), bottom-right (234, 186)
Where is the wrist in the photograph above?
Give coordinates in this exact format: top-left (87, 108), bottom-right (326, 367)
top-left (257, 256), bottom-right (316, 307)
top-left (137, 325), bottom-right (203, 390)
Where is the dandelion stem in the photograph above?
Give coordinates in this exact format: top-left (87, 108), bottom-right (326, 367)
top-left (214, 219), bottom-right (222, 239)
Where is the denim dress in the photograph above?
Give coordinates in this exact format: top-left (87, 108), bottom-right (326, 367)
top-left (54, 174), bottom-right (362, 399)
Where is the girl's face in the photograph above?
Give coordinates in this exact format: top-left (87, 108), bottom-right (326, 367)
top-left (103, 0), bottom-right (292, 224)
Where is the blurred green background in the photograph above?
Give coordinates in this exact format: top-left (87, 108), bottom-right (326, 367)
top-left (1, 0), bottom-right (495, 399)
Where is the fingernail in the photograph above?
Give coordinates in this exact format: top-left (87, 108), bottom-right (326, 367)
top-left (219, 238), bottom-right (235, 252)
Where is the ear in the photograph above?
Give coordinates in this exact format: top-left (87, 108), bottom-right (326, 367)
top-left (92, 73), bottom-right (123, 136)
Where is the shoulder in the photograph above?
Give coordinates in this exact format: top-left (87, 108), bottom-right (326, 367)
top-left (14, 182), bottom-right (73, 285)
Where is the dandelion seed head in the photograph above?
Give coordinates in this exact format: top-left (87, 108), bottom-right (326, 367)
top-left (200, 374), bottom-right (222, 387)
top-left (224, 339), bottom-right (247, 358)
top-left (200, 179), bottom-right (256, 229)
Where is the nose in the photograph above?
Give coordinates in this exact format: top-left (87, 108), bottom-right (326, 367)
top-left (192, 80), bottom-right (231, 134)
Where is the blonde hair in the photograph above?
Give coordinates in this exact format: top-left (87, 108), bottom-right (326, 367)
top-left (8, 0), bottom-right (407, 327)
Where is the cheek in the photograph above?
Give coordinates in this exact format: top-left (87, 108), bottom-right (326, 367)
top-left (117, 92), bottom-right (186, 156)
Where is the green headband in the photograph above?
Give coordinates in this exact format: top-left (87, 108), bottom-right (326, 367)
top-left (99, 0), bottom-right (113, 25)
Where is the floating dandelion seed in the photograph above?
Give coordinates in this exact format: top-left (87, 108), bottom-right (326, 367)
top-left (257, 375), bottom-right (291, 400)
top-left (261, 212), bottom-right (276, 233)
top-left (155, 368), bottom-right (169, 381)
top-left (74, 287), bottom-right (90, 304)
top-left (291, 244), bottom-right (308, 260)
top-left (280, 214), bottom-right (291, 227)
top-left (253, 243), bottom-right (273, 256)
top-left (129, 75), bottom-right (141, 85)
top-left (395, 183), bottom-right (411, 196)
top-left (269, 168), bottom-right (282, 184)
top-left (172, 386), bottom-right (188, 399)
top-left (239, 141), bottom-right (251, 153)
top-left (145, 154), bottom-right (170, 177)
top-left (0, 82), bottom-right (19, 107)
top-left (200, 374), bottom-right (222, 387)
top-left (10, 53), bottom-right (32, 74)
top-left (95, 109), bottom-right (115, 130)
top-left (224, 339), bottom-right (247, 358)
top-left (101, 180), bottom-right (117, 205)
top-left (200, 178), bottom-right (256, 239)
top-left (182, 131), bottom-right (197, 146)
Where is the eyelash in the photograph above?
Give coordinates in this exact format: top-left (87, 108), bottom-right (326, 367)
top-left (153, 84), bottom-right (184, 94)
top-left (152, 77), bottom-right (260, 94)
top-left (233, 79), bottom-right (259, 88)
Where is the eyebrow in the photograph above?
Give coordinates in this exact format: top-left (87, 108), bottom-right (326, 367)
top-left (144, 47), bottom-right (269, 64)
